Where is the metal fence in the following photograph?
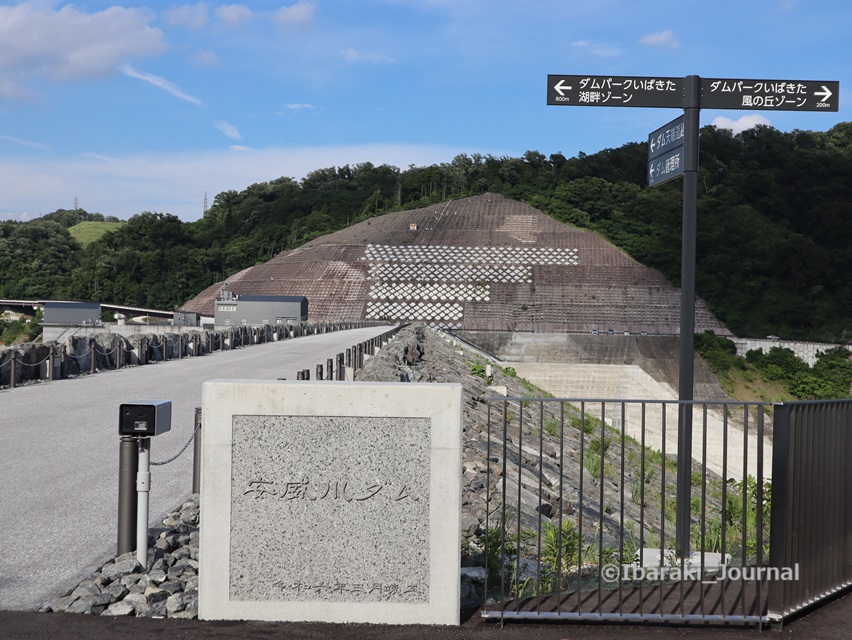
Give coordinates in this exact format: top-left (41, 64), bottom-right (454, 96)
top-left (480, 396), bottom-right (852, 627)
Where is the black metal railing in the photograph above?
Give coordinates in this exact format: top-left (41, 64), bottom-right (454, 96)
top-left (480, 396), bottom-right (851, 626)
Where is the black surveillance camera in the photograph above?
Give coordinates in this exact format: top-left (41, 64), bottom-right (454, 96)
top-left (119, 401), bottom-right (172, 436)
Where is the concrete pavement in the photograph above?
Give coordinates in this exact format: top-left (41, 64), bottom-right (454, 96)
top-left (0, 326), bottom-right (391, 611)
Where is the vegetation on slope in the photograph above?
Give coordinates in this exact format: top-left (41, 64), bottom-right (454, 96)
top-left (68, 221), bottom-right (125, 247)
top-left (695, 331), bottom-right (852, 401)
top-left (2, 123), bottom-right (852, 340)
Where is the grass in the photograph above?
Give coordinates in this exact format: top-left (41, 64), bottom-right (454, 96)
top-left (69, 221), bottom-right (124, 246)
top-left (709, 361), bottom-right (795, 404)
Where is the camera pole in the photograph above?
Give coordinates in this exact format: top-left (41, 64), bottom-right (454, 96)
top-left (136, 438), bottom-right (151, 567)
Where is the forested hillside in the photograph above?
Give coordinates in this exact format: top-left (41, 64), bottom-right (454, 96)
top-left (1, 122), bottom-right (851, 341)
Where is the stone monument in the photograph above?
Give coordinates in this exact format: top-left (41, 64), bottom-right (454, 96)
top-left (198, 380), bottom-right (462, 625)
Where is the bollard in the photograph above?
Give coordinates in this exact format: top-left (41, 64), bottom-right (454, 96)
top-left (192, 407), bottom-right (202, 494)
top-left (303, 369), bottom-right (310, 380)
top-left (316, 364), bottom-right (323, 380)
top-left (326, 358), bottom-right (333, 381)
top-left (47, 346), bottom-right (55, 381)
top-left (346, 348), bottom-right (351, 368)
top-left (117, 435), bottom-right (139, 556)
top-left (10, 354), bottom-right (17, 389)
top-left (357, 344), bottom-right (363, 369)
top-left (60, 345), bottom-right (67, 379)
top-left (337, 353), bottom-right (345, 381)
top-left (90, 339), bottom-right (97, 374)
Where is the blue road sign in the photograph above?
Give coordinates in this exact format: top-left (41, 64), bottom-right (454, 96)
top-left (648, 115), bottom-right (685, 161)
top-left (648, 147), bottom-right (684, 187)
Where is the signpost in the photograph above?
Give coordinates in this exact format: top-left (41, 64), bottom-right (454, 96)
top-left (648, 115), bottom-right (685, 187)
top-left (547, 73), bottom-right (839, 558)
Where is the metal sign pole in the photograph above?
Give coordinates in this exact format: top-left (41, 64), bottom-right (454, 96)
top-left (136, 438), bottom-right (151, 567)
top-left (675, 74), bottom-right (701, 559)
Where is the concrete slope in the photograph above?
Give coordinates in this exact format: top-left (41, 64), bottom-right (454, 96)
top-left (181, 193), bottom-right (729, 336)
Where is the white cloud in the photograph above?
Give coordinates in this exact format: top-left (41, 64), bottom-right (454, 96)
top-left (230, 145), bottom-right (252, 151)
top-left (640, 30), bottom-right (680, 48)
top-left (0, 144), bottom-right (471, 221)
top-left (712, 114), bottom-right (772, 134)
top-left (0, 4), bottom-right (164, 99)
top-left (284, 103), bottom-right (314, 111)
top-left (190, 51), bottom-right (220, 67)
top-left (122, 64), bottom-right (204, 106)
top-left (273, 3), bottom-right (315, 31)
top-left (215, 4), bottom-right (253, 28)
top-left (342, 48), bottom-right (395, 64)
top-left (162, 3), bottom-right (209, 30)
top-left (0, 134), bottom-right (52, 153)
top-left (571, 40), bottom-right (621, 58)
top-left (214, 120), bottom-right (243, 140)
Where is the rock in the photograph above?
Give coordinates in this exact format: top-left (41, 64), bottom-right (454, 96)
top-left (102, 601), bottom-right (135, 616)
top-left (148, 569), bottom-right (167, 584)
top-left (48, 594), bottom-right (77, 613)
top-left (461, 513), bottom-right (480, 537)
top-left (460, 566), bottom-right (487, 582)
top-left (66, 593), bottom-right (113, 615)
top-left (137, 601), bottom-right (168, 618)
top-left (102, 557), bottom-right (140, 580)
top-left (159, 580), bottom-right (183, 595)
top-left (123, 592), bottom-right (148, 609)
top-left (165, 593), bottom-right (186, 616)
top-left (102, 582), bottom-right (129, 600)
top-left (172, 546), bottom-right (191, 560)
top-left (70, 582), bottom-right (100, 599)
top-left (144, 587), bottom-right (170, 604)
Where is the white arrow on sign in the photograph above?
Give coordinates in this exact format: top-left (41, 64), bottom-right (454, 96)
top-left (554, 79), bottom-right (572, 97)
top-left (649, 163), bottom-right (657, 178)
top-left (814, 85), bottom-right (833, 102)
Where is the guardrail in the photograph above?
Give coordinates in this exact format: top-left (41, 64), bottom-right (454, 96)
top-left (294, 324), bottom-right (406, 381)
top-left (0, 321), bottom-right (383, 390)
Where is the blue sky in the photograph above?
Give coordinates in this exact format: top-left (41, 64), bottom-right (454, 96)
top-left (1, 0), bottom-right (849, 222)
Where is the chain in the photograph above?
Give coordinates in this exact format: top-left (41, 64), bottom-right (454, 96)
top-left (151, 422), bottom-right (200, 466)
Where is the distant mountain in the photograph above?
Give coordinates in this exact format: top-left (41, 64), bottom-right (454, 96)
top-left (2, 122), bottom-right (851, 341)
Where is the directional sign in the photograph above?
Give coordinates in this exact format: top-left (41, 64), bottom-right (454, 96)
top-left (547, 75), bottom-right (684, 108)
top-left (701, 78), bottom-right (839, 112)
top-left (648, 147), bottom-right (684, 188)
top-left (648, 115), bottom-right (685, 161)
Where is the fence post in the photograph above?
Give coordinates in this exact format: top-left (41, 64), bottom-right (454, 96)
top-left (316, 364), bottom-right (323, 380)
top-left (337, 353), bottom-right (345, 381)
top-left (768, 403), bottom-right (792, 624)
top-left (60, 345), bottom-right (67, 379)
top-left (10, 354), bottom-right (17, 389)
top-left (346, 348), bottom-right (351, 368)
top-left (47, 345), bottom-right (55, 381)
top-left (89, 339), bottom-right (97, 374)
